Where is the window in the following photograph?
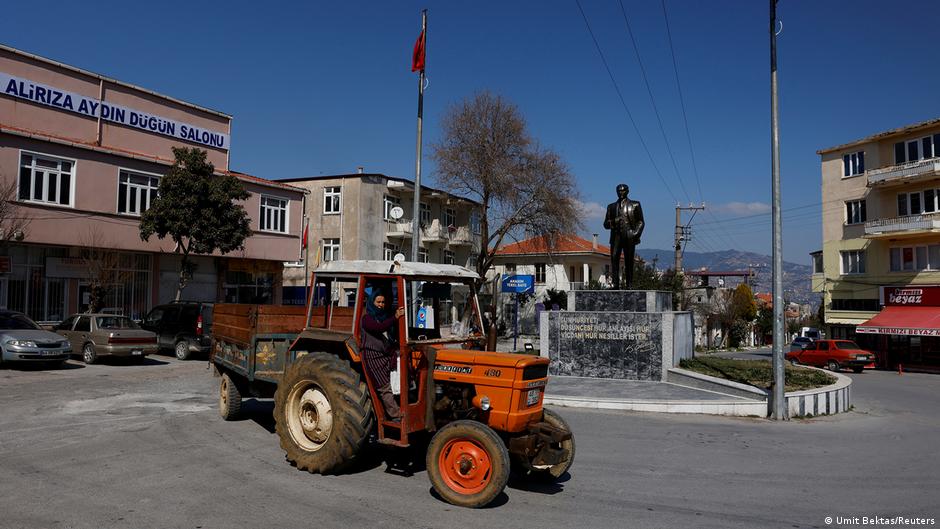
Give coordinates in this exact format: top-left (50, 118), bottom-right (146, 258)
top-left (444, 208), bottom-right (457, 227)
top-left (118, 170), bottom-right (159, 215)
top-left (898, 190), bottom-right (940, 216)
top-left (260, 195), bottom-right (288, 233)
top-left (383, 243), bottom-right (399, 261)
top-left (842, 151), bottom-right (865, 177)
top-left (470, 211), bottom-right (482, 235)
top-left (223, 271), bottom-right (275, 304)
top-left (895, 135), bottom-right (940, 164)
top-left (323, 186), bottom-right (341, 214)
top-left (840, 250), bottom-right (865, 275)
top-left (18, 152), bottom-right (74, 206)
top-left (845, 200), bottom-right (866, 225)
top-left (383, 195), bottom-right (401, 220)
top-left (890, 244), bottom-right (940, 272)
top-left (74, 316), bottom-right (90, 332)
top-left (535, 263), bottom-right (547, 284)
top-left (812, 253), bottom-right (823, 274)
top-left (322, 238), bottom-right (340, 262)
top-left (418, 249), bottom-right (429, 263)
top-left (443, 250), bottom-right (455, 265)
top-left (420, 202), bottom-right (432, 225)
top-left (831, 298), bottom-right (880, 311)
top-left (505, 263), bottom-right (516, 274)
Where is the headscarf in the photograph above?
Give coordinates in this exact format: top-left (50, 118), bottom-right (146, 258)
top-left (366, 289), bottom-right (391, 321)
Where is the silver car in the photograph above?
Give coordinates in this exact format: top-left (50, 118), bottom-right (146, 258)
top-left (0, 310), bottom-right (72, 367)
top-left (55, 314), bottom-right (158, 364)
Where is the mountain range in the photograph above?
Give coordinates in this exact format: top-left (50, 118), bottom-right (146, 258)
top-left (636, 248), bottom-right (818, 307)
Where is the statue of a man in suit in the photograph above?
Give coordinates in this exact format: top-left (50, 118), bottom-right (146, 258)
top-left (603, 184), bottom-right (644, 289)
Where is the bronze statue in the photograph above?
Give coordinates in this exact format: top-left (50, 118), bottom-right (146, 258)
top-left (603, 184), bottom-right (644, 289)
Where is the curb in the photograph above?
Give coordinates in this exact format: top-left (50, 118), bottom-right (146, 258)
top-left (544, 394), bottom-right (767, 416)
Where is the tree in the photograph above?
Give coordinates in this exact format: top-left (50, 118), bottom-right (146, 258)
top-left (140, 147), bottom-right (251, 300)
top-left (0, 178), bottom-right (29, 246)
top-left (731, 284), bottom-right (757, 322)
top-left (431, 91), bottom-right (583, 279)
top-left (79, 227), bottom-right (134, 313)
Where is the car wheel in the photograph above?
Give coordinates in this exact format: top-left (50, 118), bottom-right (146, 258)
top-left (826, 360), bottom-right (840, 372)
top-left (82, 344), bottom-right (97, 365)
top-left (174, 340), bottom-right (191, 361)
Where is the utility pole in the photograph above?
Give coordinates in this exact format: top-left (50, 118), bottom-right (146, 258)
top-left (674, 203), bottom-right (705, 273)
top-left (770, 0), bottom-right (787, 421)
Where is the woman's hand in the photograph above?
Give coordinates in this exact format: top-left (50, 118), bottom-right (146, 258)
top-left (395, 307), bottom-right (406, 319)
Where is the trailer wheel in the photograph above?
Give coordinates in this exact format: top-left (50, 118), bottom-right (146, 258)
top-left (219, 373), bottom-right (242, 421)
top-left (526, 408), bottom-right (575, 481)
top-left (427, 420), bottom-right (510, 508)
top-left (274, 352), bottom-right (374, 474)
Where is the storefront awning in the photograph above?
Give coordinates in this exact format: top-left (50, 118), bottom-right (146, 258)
top-left (856, 306), bottom-right (940, 336)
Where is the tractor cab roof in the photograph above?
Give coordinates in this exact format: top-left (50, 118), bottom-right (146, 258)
top-left (314, 260), bottom-right (481, 281)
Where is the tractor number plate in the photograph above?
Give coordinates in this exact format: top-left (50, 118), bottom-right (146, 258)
top-left (526, 388), bottom-right (541, 407)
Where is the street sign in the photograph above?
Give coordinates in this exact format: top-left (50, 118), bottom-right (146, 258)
top-left (501, 274), bottom-right (534, 294)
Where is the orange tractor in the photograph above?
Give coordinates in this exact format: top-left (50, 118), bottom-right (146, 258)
top-left (211, 260), bottom-right (574, 508)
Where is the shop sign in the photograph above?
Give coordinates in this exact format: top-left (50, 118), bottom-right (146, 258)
top-left (882, 286), bottom-right (940, 307)
top-left (0, 72), bottom-right (229, 151)
top-left (856, 326), bottom-right (940, 337)
top-left (501, 274), bottom-right (534, 294)
top-left (46, 257), bottom-right (92, 279)
top-left (0, 256), bottom-right (10, 273)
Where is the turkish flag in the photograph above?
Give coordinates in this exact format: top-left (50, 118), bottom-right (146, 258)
top-left (301, 219), bottom-right (309, 249)
top-left (411, 30), bottom-right (426, 72)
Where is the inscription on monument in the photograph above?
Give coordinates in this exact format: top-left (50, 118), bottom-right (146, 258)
top-left (559, 315), bottom-right (652, 341)
top-left (547, 311), bottom-right (663, 380)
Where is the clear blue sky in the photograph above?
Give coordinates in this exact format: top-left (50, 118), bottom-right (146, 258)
top-left (4, 0), bottom-right (940, 265)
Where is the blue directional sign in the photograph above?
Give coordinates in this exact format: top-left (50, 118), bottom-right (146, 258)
top-left (501, 274), bottom-right (535, 294)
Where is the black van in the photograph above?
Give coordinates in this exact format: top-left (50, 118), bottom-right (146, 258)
top-left (141, 301), bottom-right (213, 360)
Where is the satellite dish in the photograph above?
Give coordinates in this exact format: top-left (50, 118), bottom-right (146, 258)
top-left (390, 206), bottom-right (405, 220)
top-left (394, 252), bottom-right (406, 263)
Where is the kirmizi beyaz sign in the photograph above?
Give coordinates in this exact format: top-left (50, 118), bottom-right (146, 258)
top-left (0, 72), bottom-right (229, 151)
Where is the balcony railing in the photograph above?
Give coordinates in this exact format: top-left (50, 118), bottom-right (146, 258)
top-left (867, 158), bottom-right (940, 186)
top-left (865, 212), bottom-right (940, 236)
top-left (448, 226), bottom-right (473, 246)
top-left (421, 220), bottom-right (447, 242)
top-left (385, 221), bottom-right (413, 238)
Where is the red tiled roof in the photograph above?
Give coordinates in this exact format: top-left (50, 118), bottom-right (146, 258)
top-left (755, 293), bottom-right (772, 304)
top-left (495, 234), bottom-right (610, 256)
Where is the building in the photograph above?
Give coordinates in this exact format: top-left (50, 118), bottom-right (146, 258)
top-left (278, 172), bottom-right (482, 304)
top-left (0, 45), bottom-right (304, 322)
top-left (816, 117), bottom-right (940, 370)
top-left (490, 234), bottom-right (611, 333)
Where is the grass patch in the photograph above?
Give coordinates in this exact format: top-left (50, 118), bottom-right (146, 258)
top-left (679, 356), bottom-right (836, 392)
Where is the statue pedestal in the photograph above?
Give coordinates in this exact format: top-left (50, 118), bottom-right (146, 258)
top-left (540, 290), bottom-right (693, 381)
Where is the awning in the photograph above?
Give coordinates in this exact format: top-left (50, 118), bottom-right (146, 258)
top-left (856, 306), bottom-right (940, 336)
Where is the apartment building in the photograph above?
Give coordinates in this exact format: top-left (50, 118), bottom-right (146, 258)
top-left (279, 172), bottom-right (482, 303)
top-left (0, 45), bottom-right (304, 321)
top-left (816, 118), bottom-right (940, 370)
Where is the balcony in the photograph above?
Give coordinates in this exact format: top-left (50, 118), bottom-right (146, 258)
top-left (867, 158), bottom-right (940, 187)
top-left (420, 220), bottom-right (447, 243)
top-left (448, 226), bottom-right (474, 246)
top-left (385, 221), bottom-right (413, 238)
top-left (864, 212), bottom-right (940, 238)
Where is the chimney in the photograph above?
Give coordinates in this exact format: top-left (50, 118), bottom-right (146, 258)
top-left (357, 166), bottom-right (364, 174)
top-left (592, 233), bottom-right (598, 251)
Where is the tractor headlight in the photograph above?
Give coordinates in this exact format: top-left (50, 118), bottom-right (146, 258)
top-left (480, 396), bottom-right (491, 411)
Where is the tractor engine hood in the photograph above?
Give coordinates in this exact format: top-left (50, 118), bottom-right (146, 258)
top-left (431, 348), bottom-right (549, 389)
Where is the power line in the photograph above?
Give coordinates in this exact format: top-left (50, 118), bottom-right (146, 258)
top-left (574, 0), bottom-right (679, 204)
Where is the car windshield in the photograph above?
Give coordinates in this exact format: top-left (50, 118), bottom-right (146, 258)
top-left (405, 279), bottom-right (483, 343)
top-left (96, 317), bottom-right (140, 330)
top-left (835, 341), bottom-right (861, 350)
top-left (0, 313), bottom-right (41, 330)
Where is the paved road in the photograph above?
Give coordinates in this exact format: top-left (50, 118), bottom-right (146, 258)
top-left (1, 355), bottom-right (937, 529)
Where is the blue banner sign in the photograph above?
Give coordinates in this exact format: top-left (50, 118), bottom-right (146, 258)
top-left (0, 72), bottom-right (229, 150)
top-left (501, 274), bottom-right (534, 294)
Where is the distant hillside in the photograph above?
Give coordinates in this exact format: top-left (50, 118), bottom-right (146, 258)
top-left (636, 249), bottom-right (818, 307)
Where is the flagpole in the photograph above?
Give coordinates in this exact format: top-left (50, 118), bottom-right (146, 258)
top-left (410, 9), bottom-right (427, 264)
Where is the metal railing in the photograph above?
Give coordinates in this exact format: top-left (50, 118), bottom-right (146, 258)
top-left (868, 158), bottom-right (940, 185)
top-left (865, 211), bottom-right (940, 235)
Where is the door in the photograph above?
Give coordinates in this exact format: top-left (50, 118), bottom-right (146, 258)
top-left (73, 316), bottom-right (92, 349)
top-left (799, 342), bottom-right (816, 364)
top-left (54, 315), bottom-right (78, 351)
top-left (814, 341), bottom-right (830, 366)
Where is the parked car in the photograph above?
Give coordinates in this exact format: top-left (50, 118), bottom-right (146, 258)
top-left (54, 314), bottom-right (157, 364)
top-left (140, 301), bottom-right (213, 360)
top-left (789, 336), bottom-right (814, 352)
top-left (785, 339), bottom-right (876, 373)
top-left (0, 310), bottom-right (71, 367)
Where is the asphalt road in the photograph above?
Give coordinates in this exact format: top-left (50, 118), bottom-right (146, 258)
top-left (1, 354), bottom-right (937, 529)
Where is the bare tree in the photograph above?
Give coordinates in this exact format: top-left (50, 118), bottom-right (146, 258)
top-left (431, 91), bottom-right (583, 279)
top-left (79, 227), bottom-right (134, 314)
top-left (0, 179), bottom-right (29, 245)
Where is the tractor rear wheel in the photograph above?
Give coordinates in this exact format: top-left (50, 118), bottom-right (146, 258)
top-left (527, 408), bottom-right (575, 481)
top-left (427, 420), bottom-right (510, 508)
top-left (274, 352), bottom-right (373, 474)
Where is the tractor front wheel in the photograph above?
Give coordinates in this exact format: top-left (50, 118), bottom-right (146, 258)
top-left (526, 408), bottom-right (575, 481)
top-left (427, 420), bottom-right (510, 508)
top-left (274, 352), bottom-right (373, 474)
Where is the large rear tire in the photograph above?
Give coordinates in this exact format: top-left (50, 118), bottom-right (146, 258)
top-left (427, 420), bottom-right (510, 508)
top-left (219, 373), bottom-right (242, 421)
top-left (274, 352), bottom-right (374, 474)
top-left (527, 408), bottom-right (575, 481)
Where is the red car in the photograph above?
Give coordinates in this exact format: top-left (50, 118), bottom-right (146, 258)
top-left (785, 339), bottom-right (875, 373)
